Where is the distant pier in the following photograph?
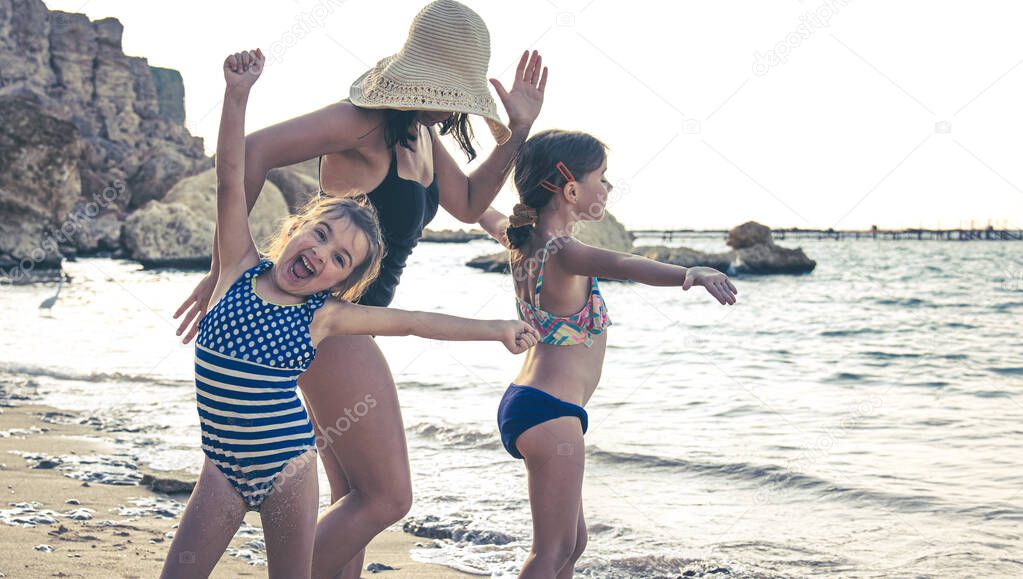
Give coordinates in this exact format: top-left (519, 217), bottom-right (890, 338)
top-left (631, 227), bottom-right (1023, 242)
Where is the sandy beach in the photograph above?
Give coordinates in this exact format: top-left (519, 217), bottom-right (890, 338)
top-left (0, 403), bottom-right (471, 579)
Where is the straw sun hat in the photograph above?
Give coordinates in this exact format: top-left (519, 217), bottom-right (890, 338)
top-left (349, 0), bottom-right (512, 144)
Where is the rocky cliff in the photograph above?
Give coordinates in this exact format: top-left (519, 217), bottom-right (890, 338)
top-left (0, 0), bottom-right (210, 279)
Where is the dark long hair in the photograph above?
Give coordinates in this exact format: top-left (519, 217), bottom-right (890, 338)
top-left (382, 110), bottom-right (477, 162)
top-left (506, 129), bottom-right (608, 251)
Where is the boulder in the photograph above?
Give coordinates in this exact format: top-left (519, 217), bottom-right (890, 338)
top-left (575, 211), bottom-right (633, 253)
top-left (732, 242), bottom-right (816, 274)
top-left (72, 209), bottom-right (123, 253)
top-left (267, 166), bottom-right (319, 212)
top-left (163, 168), bottom-right (289, 250)
top-left (128, 141), bottom-right (211, 209)
top-left (726, 221), bottom-right (773, 249)
top-left (122, 202), bottom-right (213, 268)
top-left (466, 211), bottom-right (632, 273)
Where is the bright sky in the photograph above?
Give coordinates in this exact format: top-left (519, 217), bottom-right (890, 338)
top-left (42, 0), bottom-right (1023, 231)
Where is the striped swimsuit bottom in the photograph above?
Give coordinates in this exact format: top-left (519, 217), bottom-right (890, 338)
top-left (194, 259), bottom-right (328, 510)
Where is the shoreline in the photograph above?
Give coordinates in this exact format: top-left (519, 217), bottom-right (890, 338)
top-left (0, 403), bottom-right (471, 578)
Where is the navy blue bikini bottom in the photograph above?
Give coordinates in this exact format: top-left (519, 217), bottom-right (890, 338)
top-left (497, 384), bottom-right (589, 459)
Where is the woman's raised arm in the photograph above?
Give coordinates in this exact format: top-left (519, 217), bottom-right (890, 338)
top-left (174, 101), bottom-right (379, 343)
top-left (433, 50), bottom-right (548, 223)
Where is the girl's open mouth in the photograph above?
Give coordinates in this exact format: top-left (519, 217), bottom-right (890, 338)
top-left (290, 253), bottom-right (315, 280)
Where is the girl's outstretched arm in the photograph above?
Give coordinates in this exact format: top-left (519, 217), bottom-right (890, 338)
top-left (214, 49), bottom-right (265, 278)
top-left (310, 301), bottom-right (539, 354)
top-left (557, 238), bottom-right (738, 305)
top-left (478, 207), bottom-right (510, 247)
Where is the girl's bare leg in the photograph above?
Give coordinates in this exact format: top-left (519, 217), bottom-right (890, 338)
top-left (309, 404), bottom-right (366, 579)
top-left (556, 505), bottom-right (587, 579)
top-left (516, 417), bottom-right (586, 579)
top-left (301, 335), bottom-right (413, 579)
top-left (260, 449), bottom-right (319, 578)
top-left (160, 458), bottom-right (246, 578)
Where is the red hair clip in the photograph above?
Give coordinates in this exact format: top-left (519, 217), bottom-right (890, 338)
top-left (539, 161), bottom-right (575, 194)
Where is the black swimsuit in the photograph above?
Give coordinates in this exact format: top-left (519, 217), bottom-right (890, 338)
top-left (317, 146), bottom-right (440, 307)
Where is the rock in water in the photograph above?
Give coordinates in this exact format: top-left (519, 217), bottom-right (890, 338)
top-left (732, 240), bottom-right (816, 274)
top-left (469, 219), bottom-right (815, 276)
top-left (635, 221), bottom-right (815, 275)
top-left (631, 245), bottom-right (733, 272)
top-left (726, 221), bottom-right (773, 249)
top-left (466, 211), bottom-right (632, 273)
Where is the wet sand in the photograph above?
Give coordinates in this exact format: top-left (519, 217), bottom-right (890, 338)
top-left (0, 403), bottom-right (471, 578)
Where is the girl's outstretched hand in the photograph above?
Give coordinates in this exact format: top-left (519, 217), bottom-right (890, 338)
top-left (490, 50), bottom-right (547, 131)
top-left (174, 271), bottom-right (217, 344)
top-left (500, 321), bottom-right (540, 354)
top-left (682, 267), bottom-right (738, 305)
top-left (224, 49), bottom-right (264, 89)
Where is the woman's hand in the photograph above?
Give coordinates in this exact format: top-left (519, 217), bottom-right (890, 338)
top-left (490, 50), bottom-right (548, 131)
top-left (682, 267), bottom-right (738, 305)
top-left (224, 49), bottom-right (264, 90)
top-left (174, 271), bottom-right (217, 344)
top-left (499, 320), bottom-right (540, 354)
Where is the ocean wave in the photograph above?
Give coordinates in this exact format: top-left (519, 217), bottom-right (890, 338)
top-left (0, 362), bottom-right (188, 389)
top-left (586, 447), bottom-right (1022, 519)
top-left (824, 371), bottom-right (870, 382)
top-left (576, 554), bottom-right (781, 578)
top-left (403, 514), bottom-right (516, 546)
top-left (403, 516), bottom-right (782, 578)
top-left (874, 297), bottom-right (930, 307)
top-left (819, 327), bottom-right (881, 337)
top-left (589, 448), bottom-right (969, 515)
top-left (861, 350), bottom-right (923, 360)
top-left (410, 422), bottom-right (501, 451)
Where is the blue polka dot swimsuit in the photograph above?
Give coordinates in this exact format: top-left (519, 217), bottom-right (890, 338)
top-left (194, 259), bottom-right (328, 510)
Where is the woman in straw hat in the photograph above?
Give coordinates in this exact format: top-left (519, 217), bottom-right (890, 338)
top-left (174, 1), bottom-right (546, 576)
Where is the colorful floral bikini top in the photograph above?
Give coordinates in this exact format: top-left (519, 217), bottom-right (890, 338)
top-left (515, 237), bottom-right (612, 347)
